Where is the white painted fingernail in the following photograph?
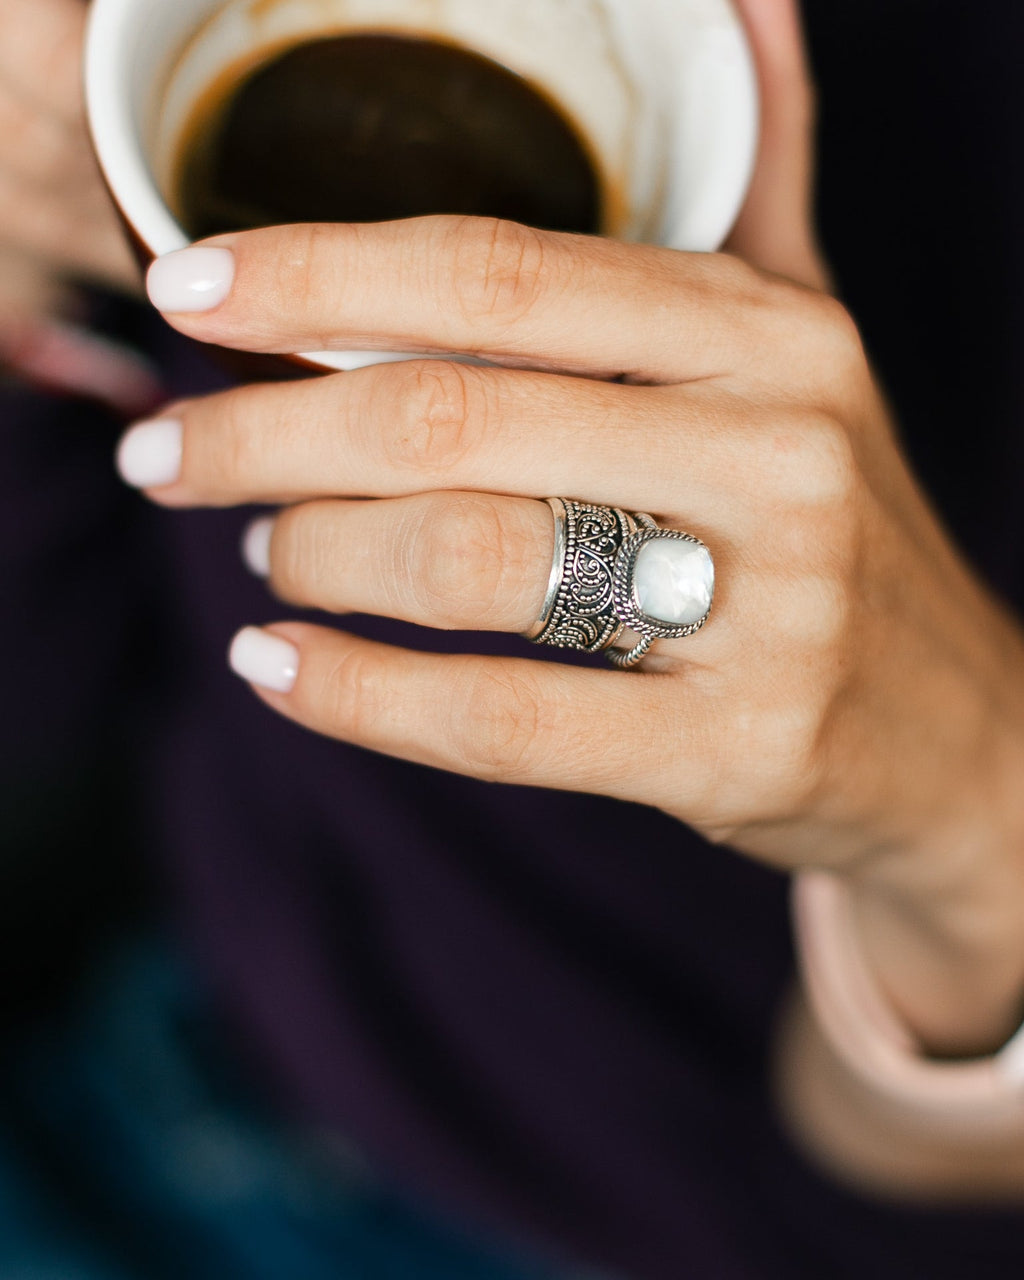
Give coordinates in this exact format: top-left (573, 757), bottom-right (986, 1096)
top-left (242, 516), bottom-right (275, 577)
top-left (229, 627), bottom-right (299, 693)
top-left (116, 418), bottom-right (183, 487)
top-left (147, 247), bottom-right (235, 313)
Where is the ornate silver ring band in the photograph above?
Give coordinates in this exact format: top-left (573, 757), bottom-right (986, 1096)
top-left (524, 497), bottom-right (715, 670)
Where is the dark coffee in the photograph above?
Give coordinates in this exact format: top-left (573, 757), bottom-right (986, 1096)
top-left (172, 32), bottom-right (603, 239)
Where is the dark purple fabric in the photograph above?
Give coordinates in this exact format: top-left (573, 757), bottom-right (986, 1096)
top-left (6, 1), bottom-right (1024, 1275)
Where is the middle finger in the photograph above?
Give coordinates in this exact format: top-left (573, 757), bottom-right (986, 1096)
top-left (120, 359), bottom-right (766, 522)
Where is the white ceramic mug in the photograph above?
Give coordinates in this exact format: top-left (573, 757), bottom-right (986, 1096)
top-left (85, 0), bottom-right (758, 371)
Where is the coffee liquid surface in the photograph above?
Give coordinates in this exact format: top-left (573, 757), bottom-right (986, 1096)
top-left (173, 33), bottom-right (602, 239)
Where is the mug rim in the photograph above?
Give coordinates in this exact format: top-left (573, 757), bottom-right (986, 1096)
top-left (85, 0), bottom-right (758, 372)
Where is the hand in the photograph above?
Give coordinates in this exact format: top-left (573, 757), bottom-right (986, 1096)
top-left (118, 213), bottom-right (1024, 1048)
top-left (116, 0), bottom-right (1024, 1061)
top-left (0, 0), bottom-right (152, 409)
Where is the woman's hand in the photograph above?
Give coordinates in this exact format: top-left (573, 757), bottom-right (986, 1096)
top-left (118, 208), bottom-right (1024, 1059)
top-left (0, 0), bottom-right (152, 408)
top-left (116, 0), bottom-right (1024, 1079)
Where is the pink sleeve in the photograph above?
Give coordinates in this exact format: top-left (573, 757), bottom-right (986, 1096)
top-left (792, 871), bottom-right (1024, 1138)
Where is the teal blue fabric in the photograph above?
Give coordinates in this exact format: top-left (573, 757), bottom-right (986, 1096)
top-left (0, 944), bottom-right (562, 1280)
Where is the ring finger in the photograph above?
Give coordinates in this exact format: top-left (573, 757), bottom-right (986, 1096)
top-left (255, 491), bottom-right (737, 665)
top-left (260, 491), bottom-right (564, 634)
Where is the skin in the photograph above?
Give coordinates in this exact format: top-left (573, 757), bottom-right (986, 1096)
top-left (117, 0), bottom-right (1024, 1192)
top-left (0, 0), bottom-right (150, 407)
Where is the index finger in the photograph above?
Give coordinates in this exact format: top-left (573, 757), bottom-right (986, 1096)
top-left (145, 215), bottom-right (781, 385)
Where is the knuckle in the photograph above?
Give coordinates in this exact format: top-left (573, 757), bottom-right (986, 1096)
top-left (273, 502), bottom-right (336, 606)
top-left (749, 569), bottom-right (854, 654)
top-left (774, 723), bottom-right (830, 813)
top-left (757, 411), bottom-right (859, 509)
top-left (444, 216), bottom-right (551, 328)
top-left (447, 665), bottom-right (545, 780)
top-left (380, 360), bottom-right (486, 477)
top-left (766, 646), bottom-right (859, 817)
top-left (700, 254), bottom-right (784, 362)
top-left (684, 700), bottom-right (820, 832)
top-left (791, 292), bottom-right (868, 392)
top-left (804, 574), bottom-right (855, 652)
top-left (701, 253), bottom-right (776, 328)
top-left (737, 276), bottom-right (867, 392)
top-left (708, 251), bottom-right (767, 301)
top-left (813, 293), bottom-right (867, 371)
top-left (411, 496), bottom-right (511, 617)
top-left (198, 386), bottom-right (268, 493)
top-left (755, 703), bottom-right (833, 819)
top-left (315, 644), bottom-right (388, 741)
top-left (804, 413), bottom-right (860, 506)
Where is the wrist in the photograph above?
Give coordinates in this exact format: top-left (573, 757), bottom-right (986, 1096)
top-left (847, 858), bottom-right (1024, 1058)
top-left (847, 654), bottom-right (1024, 1056)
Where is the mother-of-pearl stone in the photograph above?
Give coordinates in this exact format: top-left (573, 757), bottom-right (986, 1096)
top-left (633, 538), bottom-right (714, 626)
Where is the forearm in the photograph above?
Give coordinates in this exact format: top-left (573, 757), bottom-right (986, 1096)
top-left (849, 843), bottom-right (1024, 1059)
top-left (776, 507), bottom-right (1024, 1195)
top-left (838, 539), bottom-right (1024, 1057)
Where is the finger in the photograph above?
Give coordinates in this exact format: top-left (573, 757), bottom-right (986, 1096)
top-left (246, 488), bottom-right (844, 662)
top-left (254, 492), bottom-right (554, 633)
top-left (145, 216), bottom-right (784, 384)
top-left (227, 622), bottom-right (697, 804)
top-left (118, 360), bottom-right (769, 521)
top-left (725, 0), bottom-right (830, 290)
top-left (0, 0), bottom-right (87, 124)
top-left (250, 491), bottom-right (746, 649)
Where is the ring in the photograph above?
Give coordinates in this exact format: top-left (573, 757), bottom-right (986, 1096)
top-left (524, 497), bottom-right (714, 670)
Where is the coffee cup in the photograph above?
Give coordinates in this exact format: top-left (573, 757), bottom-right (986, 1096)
top-left (86, 0), bottom-right (758, 372)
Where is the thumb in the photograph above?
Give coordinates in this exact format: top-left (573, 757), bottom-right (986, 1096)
top-left (725, 0), bottom-right (830, 291)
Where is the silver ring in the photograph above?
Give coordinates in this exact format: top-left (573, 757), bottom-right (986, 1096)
top-left (524, 498), bottom-right (635, 652)
top-left (525, 498), bottom-right (714, 670)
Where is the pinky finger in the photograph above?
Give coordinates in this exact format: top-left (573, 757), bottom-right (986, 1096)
top-left (228, 622), bottom-right (685, 802)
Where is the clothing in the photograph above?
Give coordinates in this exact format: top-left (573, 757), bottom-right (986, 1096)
top-left (4, 1), bottom-right (1024, 1276)
top-left (0, 943), bottom-right (557, 1280)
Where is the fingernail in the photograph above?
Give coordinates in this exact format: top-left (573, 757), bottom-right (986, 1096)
top-left (242, 515), bottom-right (275, 577)
top-left (229, 627), bottom-right (299, 693)
top-left (116, 418), bottom-right (183, 488)
top-left (147, 247), bottom-right (235, 313)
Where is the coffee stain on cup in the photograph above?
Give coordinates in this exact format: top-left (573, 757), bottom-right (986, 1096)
top-left (216, 0), bottom-right (651, 241)
top-left (171, 31), bottom-right (608, 240)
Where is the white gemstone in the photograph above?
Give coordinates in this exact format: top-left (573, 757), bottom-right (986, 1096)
top-left (633, 537), bottom-right (714, 626)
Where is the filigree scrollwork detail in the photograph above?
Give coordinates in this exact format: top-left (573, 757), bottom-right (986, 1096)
top-left (527, 498), bottom-right (633, 652)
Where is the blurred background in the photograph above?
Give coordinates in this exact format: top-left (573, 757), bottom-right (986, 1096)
top-left (4, 1), bottom-right (1024, 1278)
